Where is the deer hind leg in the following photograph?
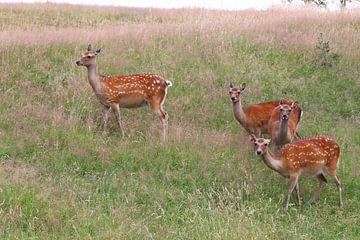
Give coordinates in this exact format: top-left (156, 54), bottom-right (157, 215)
top-left (333, 175), bottom-right (343, 208)
top-left (309, 173), bottom-right (327, 205)
top-left (110, 103), bottom-right (125, 137)
top-left (102, 106), bottom-right (111, 135)
top-left (328, 169), bottom-right (343, 208)
top-left (148, 98), bottom-right (168, 143)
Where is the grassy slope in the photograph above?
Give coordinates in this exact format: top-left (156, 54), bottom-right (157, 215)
top-left (0, 3), bottom-right (360, 239)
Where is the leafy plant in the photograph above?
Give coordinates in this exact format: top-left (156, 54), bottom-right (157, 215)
top-left (315, 32), bottom-right (339, 67)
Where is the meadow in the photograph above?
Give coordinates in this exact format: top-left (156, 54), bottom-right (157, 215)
top-left (0, 3), bottom-right (360, 239)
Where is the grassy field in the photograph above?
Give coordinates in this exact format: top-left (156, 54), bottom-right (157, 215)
top-left (0, 3), bottom-right (360, 239)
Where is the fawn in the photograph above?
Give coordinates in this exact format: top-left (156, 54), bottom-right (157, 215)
top-left (250, 134), bottom-right (343, 208)
top-left (76, 44), bottom-right (172, 142)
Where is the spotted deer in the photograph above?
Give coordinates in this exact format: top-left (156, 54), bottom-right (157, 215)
top-left (228, 83), bottom-right (295, 137)
top-left (76, 44), bottom-right (172, 142)
top-left (250, 134), bottom-right (343, 209)
top-left (268, 100), bottom-right (302, 151)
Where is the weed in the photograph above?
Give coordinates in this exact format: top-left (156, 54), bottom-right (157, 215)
top-left (315, 32), bottom-right (340, 67)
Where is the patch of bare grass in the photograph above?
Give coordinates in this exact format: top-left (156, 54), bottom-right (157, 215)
top-left (0, 161), bottom-right (38, 186)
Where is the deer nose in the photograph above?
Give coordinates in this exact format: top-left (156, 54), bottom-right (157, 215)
top-left (76, 60), bottom-right (81, 66)
top-left (282, 115), bottom-right (289, 120)
top-left (231, 97), bottom-right (236, 101)
top-left (256, 150), bottom-right (262, 155)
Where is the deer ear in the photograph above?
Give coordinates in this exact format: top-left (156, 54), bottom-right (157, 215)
top-left (229, 82), bottom-right (234, 88)
top-left (240, 83), bottom-right (246, 91)
top-left (95, 48), bottom-right (101, 55)
top-left (87, 43), bottom-right (92, 51)
top-left (249, 134), bottom-right (256, 143)
top-left (291, 101), bottom-right (298, 109)
top-left (265, 139), bottom-right (271, 145)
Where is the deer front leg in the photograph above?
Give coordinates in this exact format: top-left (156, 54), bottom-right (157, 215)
top-left (102, 106), bottom-right (111, 135)
top-left (285, 175), bottom-right (299, 209)
top-left (110, 103), bottom-right (125, 137)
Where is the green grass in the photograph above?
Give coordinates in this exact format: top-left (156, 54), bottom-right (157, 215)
top-left (0, 3), bottom-right (360, 239)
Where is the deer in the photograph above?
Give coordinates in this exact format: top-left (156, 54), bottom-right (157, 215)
top-left (228, 83), bottom-right (295, 137)
top-left (76, 44), bottom-right (173, 142)
top-left (268, 100), bottom-right (303, 151)
top-left (249, 134), bottom-right (343, 209)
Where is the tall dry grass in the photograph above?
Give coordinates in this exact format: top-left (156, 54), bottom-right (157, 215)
top-left (1, 3), bottom-right (360, 58)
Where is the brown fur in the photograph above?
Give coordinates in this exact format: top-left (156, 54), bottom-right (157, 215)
top-left (229, 83), bottom-right (295, 137)
top-left (243, 99), bottom-right (295, 132)
top-left (250, 134), bottom-right (343, 208)
top-left (268, 101), bottom-right (302, 148)
top-left (76, 44), bottom-right (172, 142)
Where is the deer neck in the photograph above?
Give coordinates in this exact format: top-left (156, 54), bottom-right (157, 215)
top-left (232, 100), bottom-right (247, 126)
top-left (86, 64), bottom-right (102, 95)
top-left (278, 118), bottom-right (289, 142)
top-left (262, 149), bottom-right (284, 175)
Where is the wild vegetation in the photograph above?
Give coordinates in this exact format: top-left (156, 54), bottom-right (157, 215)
top-left (0, 3), bottom-right (359, 239)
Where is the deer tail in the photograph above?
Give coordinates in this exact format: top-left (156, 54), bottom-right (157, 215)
top-left (165, 80), bottom-right (173, 88)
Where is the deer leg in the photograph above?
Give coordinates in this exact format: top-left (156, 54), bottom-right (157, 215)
top-left (162, 111), bottom-right (169, 143)
top-left (309, 173), bottom-right (327, 205)
top-left (110, 103), bottom-right (125, 137)
top-left (331, 173), bottom-right (343, 208)
top-left (158, 108), bottom-right (168, 143)
top-left (285, 175), bottom-right (299, 209)
top-left (254, 129), bottom-right (261, 138)
top-left (149, 100), bottom-right (168, 143)
top-left (102, 106), bottom-right (111, 135)
top-left (294, 181), bottom-right (301, 206)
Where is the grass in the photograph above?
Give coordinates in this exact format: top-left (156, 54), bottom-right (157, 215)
top-left (0, 3), bottom-right (360, 239)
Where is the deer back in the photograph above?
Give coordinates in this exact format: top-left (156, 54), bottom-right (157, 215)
top-left (100, 74), bottom-right (168, 106)
top-left (279, 135), bottom-right (340, 173)
top-left (244, 99), bottom-right (294, 130)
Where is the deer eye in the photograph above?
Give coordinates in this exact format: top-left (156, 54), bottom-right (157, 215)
top-left (229, 91), bottom-right (232, 94)
top-left (237, 91), bottom-right (241, 94)
top-left (264, 143), bottom-right (268, 146)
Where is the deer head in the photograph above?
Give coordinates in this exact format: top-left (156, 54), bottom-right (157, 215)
top-left (279, 100), bottom-right (298, 121)
top-left (250, 134), bottom-right (271, 155)
top-left (76, 43), bottom-right (102, 67)
top-left (228, 83), bottom-right (246, 103)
